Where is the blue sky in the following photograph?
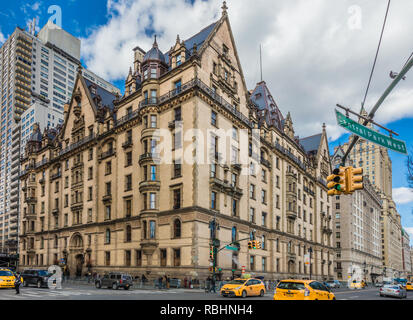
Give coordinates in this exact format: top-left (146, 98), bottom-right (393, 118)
top-left (1, 0), bottom-right (412, 240)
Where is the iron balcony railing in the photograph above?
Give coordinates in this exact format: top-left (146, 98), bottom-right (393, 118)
top-left (137, 78), bottom-right (252, 128)
top-left (59, 134), bottom-right (95, 157)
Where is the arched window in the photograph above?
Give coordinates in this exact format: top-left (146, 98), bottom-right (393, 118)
top-left (173, 219), bottom-right (181, 238)
top-left (105, 229), bottom-right (111, 244)
top-left (231, 226), bottom-right (237, 243)
top-left (126, 225), bottom-right (132, 242)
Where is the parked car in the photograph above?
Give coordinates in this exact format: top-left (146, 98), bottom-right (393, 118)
top-left (21, 269), bottom-right (51, 288)
top-left (375, 282), bottom-right (383, 287)
top-left (95, 272), bottom-right (133, 290)
top-left (379, 284), bottom-right (407, 299)
top-left (326, 280), bottom-right (341, 288)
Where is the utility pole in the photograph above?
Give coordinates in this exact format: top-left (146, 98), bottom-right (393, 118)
top-left (341, 56), bottom-right (413, 166)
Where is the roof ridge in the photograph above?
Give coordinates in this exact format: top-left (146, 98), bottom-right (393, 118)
top-left (184, 21), bottom-right (218, 44)
top-left (300, 132), bottom-right (322, 141)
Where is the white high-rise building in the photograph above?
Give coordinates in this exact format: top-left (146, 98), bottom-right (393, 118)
top-left (0, 21), bottom-right (119, 254)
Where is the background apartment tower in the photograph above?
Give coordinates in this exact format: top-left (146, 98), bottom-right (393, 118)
top-left (331, 146), bottom-right (383, 283)
top-left (0, 20), bottom-right (120, 258)
top-left (333, 107), bottom-right (403, 279)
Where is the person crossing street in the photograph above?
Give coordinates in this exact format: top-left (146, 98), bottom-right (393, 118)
top-left (14, 272), bottom-right (22, 295)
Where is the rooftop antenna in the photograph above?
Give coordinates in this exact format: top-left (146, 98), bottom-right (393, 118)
top-left (260, 44), bottom-right (263, 82)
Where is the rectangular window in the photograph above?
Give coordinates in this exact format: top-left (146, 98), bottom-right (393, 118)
top-left (105, 205), bottom-right (111, 220)
top-left (150, 221), bottom-right (156, 239)
top-left (174, 107), bottom-right (182, 121)
top-left (211, 111), bottom-right (217, 126)
top-left (160, 249), bottom-right (167, 267)
top-left (173, 189), bottom-right (181, 209)
top-left (150, 193), bottom-right (156, 209)
top-left (211, 191), bottom-right (217, 210)
top-left (173, 249), bottom-right (181, 266)
top-left (125, 199), bottom-right (132, 217)
top-left (105, 252), bottom-right (111, 266)
top-left (125, 174), bottom-right (132, 191)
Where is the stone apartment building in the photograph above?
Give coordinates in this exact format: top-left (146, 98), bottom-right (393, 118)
top-left (337, 108), bottom-right (403, 278)
top-left (18, 3), bottom-right (335, 281)
top-left (331, 146), bottom-right (382, 282)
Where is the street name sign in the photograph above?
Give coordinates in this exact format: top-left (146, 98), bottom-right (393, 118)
top-left (336, 110), bottom-right (407, 154)
top-left (225, 245), bottom-right (239, 251)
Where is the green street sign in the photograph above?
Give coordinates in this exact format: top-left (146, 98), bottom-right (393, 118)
top-left (336, 110), bottom-right (407, 155)
top-left (225, 245), bottom-right (239, 251)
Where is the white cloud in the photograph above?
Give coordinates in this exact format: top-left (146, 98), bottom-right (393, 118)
top-left (81, 0), bottom-right (413, 140)
top-left (393, 187), bottom-right (413, 205)
top-left (0, 30), bottom-right (5, 45)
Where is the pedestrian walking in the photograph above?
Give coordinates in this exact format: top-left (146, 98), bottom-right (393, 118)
top-left (158, 276), bottom-right (163, 289)
top-left (165, 275), bottom-right (170, 289)
top-left (210, 277), bottom-right (216, 293)
top-left (14, 272), bottom-right (22, 295)
top-left (206, 276), bottom-right (211, 293)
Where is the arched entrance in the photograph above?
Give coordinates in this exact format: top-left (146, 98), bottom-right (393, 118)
top-left (68, 233), bottom-right (84, 278)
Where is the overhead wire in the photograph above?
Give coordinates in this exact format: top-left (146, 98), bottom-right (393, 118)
top-left (361, 0), bottom-right (391, 109)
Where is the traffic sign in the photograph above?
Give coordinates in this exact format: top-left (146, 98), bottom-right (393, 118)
top-left (336, 110), bottom-right (407, 154)
top-left (225, 245), bottom-right (239, 251)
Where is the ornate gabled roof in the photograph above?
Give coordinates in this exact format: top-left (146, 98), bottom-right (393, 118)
top-left (299, 133), bottom-right (322, 155)
top-left (250, 81), bottom-right (284, 131)
top-left (84, 78), bottom-right (118, 112)
top-left (164, 21), bottom-right (218, 65)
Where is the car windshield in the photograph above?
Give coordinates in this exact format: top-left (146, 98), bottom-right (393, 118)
top-left (277, 282), bottom-right (305, 290)
top-left (37, 271), bottom-right (49, 276)
top-left (0, 270), bottom-right (13, 277)
top-left (226, 280), bottom-right (246, 285)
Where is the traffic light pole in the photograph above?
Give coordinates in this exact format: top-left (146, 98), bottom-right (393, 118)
top-left (341, 56), bottom-right (413, 166)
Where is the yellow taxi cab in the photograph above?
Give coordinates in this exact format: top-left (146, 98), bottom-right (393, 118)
top-left (0, 268), bottom-right (17, 289)
top-left (406, 282), bottom-right (413, 291)
top-left (273, 279), bottom-right (336, 300)
top-left (349, 280), bottom-right (364, 289)
top-left (220, 278), bottom-right (266, 298)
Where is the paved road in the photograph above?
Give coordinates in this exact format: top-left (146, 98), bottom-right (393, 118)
top-left (0, 284), bottom-right (412, 300)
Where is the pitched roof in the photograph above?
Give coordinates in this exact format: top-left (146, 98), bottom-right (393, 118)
top-left (84, 78), bottom-right (118, 111)
top-left (164, 21), bottom-right (218, 65)
top-left (250, 81), bottom-right (284, 131)
top-left (299, 133), bottom-right (322, 154)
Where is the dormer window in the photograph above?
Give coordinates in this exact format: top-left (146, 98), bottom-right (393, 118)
top-left (143, 69), bottom-right (148, 80)
top-left (176, 54), bottom-right (181, 66)
top-left (223, 44), bottom-right (229, 57)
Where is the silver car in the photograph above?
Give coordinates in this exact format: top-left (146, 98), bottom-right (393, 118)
top-left (379, 284), bottom-right (407, 299)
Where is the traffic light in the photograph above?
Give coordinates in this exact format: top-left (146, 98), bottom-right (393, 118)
top-left (248, 241), bottom-right (253, 249)
top-left (347, 167), bottom-right (364, 193)
top-left (255, 241), bottom-right (261, 249)
top-left (209, 245), bottom-right (215, 261)
top-left (327, 167), bottom-right (346, 196)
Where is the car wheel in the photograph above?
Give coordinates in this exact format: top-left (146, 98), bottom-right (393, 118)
top-left (37, 280), bottom-right (42, 289)
top-left (112, 283), bottom-right (119, 290)
top-left (242, 290), bottom-right (247, 298)
top-left (96, 282), bottom-right (101, 289)
top-left (259, 290), bottom-right (265, 297)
